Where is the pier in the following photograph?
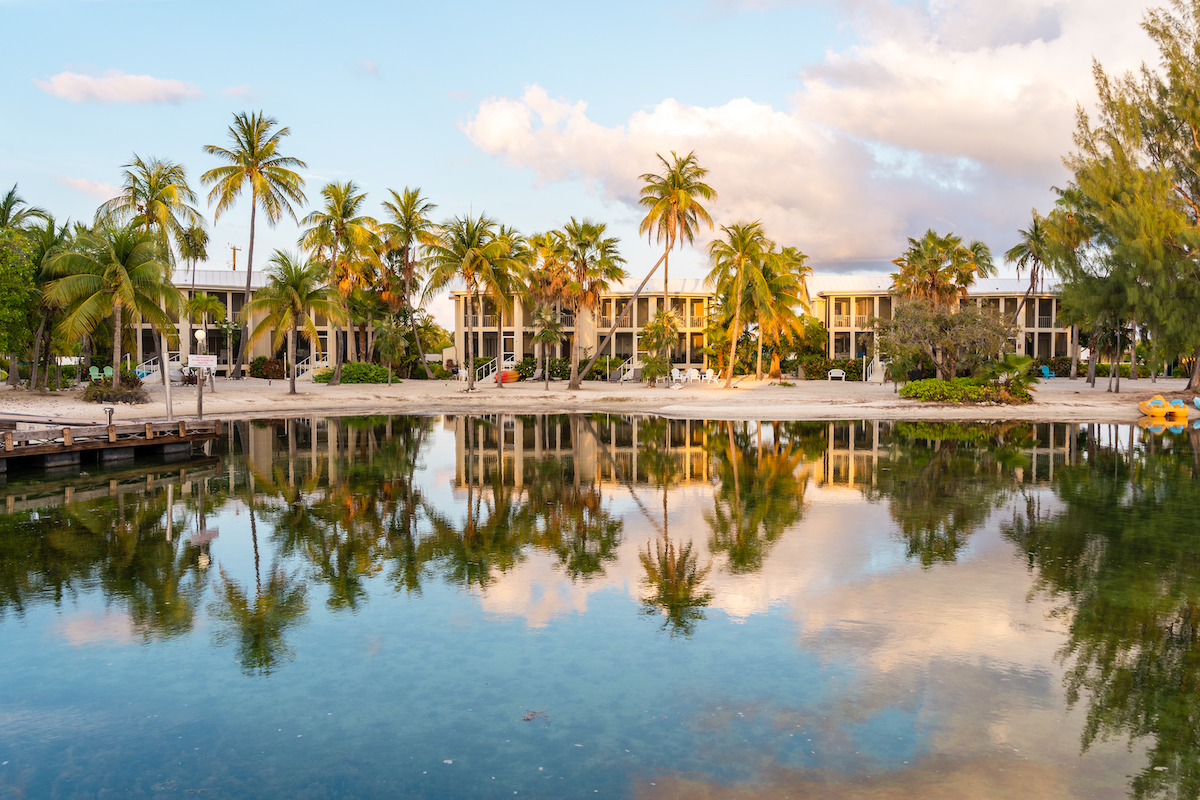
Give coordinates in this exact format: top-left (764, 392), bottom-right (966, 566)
top-left (0, 420), bottom-right (222, 474)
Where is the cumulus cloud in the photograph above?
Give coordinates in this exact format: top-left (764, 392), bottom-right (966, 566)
top-left (464, 0), bottom-right (1155, 264)
top-left (55, 176), bottom-right (120, 201)
top-left (34, 70), bottom-right (203, 104)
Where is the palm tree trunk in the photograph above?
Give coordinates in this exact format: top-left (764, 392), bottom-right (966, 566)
top-left (288, 327), bottom-right (297, 395)
top-left (756, 329), bottom-right (764, 381)
top-left (112, 302), bottom-right (123, 389)
top-left (1087, 325), bottom-right (1099, 386)
top-left (232, 199), bottom-right (257, 380)
top-left (1069, 325), bottom-right (1080, 379)
top-left (1188, 345), bottom-right (1200, 392)
top-left (6, 353), bottom-right (16, 386)
top-left (1129, 316), bottom-right (1138, 380)
top-left (27, 310), bottom-right (47, 390)
top-left (81, 337), bottom-right (91, 377)
top-left (579, 249), bottom-right (669, 382)
top-left (725, 302), bottom-right (741, 389)
top-left (543, 341), bottom-right (550, 391)
top-left (568, 300), bottom-right (582, 390)
top-left (465, 292), bottom-right (476, 391)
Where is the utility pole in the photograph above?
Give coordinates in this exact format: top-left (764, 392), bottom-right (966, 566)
top-left (229, 244), bottom-right (242, 271)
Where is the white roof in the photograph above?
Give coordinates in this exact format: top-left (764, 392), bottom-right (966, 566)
top-left (172, 268), bottom-right (268, 291)
top-left (450, 277), bottom-right (711, 297)
top-left (806, 274), bottom-right (1059, 299)
top-left (968, 278), bottom-right (1060, 296)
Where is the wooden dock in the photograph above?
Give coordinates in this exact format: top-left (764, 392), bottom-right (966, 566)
top-left (2, 460), bottom-right (222, 515)
top-left (0, 420), bottom-right (222, 473)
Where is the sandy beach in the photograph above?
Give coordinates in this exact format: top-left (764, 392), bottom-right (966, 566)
top-left (0, 374), bottom-right (1194, 426)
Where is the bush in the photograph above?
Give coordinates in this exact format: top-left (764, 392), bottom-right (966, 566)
top-left (313, 362), bottom-right (393, 384)
top-left (794, 356), bottom-right (865, 381)
top-left (82, 376), bottom-right (148, 404)
top-left (900, 377), bottom-right (1032, 405)
top-left (1033, 356), bottom-right (1073, 376)
top-left (249, 356), bottom-right (286, 379)
top-left (515, 356), bottom-right (537, 380)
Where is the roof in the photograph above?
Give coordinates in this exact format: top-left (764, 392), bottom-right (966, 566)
top-left (968, 278), bottom-right (1061, 296)
top-left (806, 275), bottom-right (1060, 299)
top-left (172, 268), bottom-right (268, 291)
top-left (450, 277), bottom-right (711, 297)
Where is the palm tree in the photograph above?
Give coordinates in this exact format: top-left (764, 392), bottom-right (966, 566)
top-left (24, 216), bottom-right (72, 390)
top-left (0, 183), bottom-right (48, 230)
top-left (202, 111), bottom-right (308, 379)
top-left (891, 229), bottom-right (995, 305)
top-left (186, 292), bottom-right (227, 354)
top-left (46, 223), bottom-right (181, 388)
top-left (557, 218), bottom-right (627, 389)
top-left (379, 188), bottom-right (438, 378)
top-left (525, 232), bottom-right (568, 378)
top-left (176, 225), bottom-right (210, 288)
top-left (531, 304), bottom-right (562, 390)
top-left (1005, 211), bottom-right (1052, 325)
top-left (754, 245), bottom-right (810, 380)
top-left (639, 150), bottom-right (718, 313)
top-left (299, 180), bottom-right (378, 385)
top-left (639, 534), bottom-right (713, 637)
top-left (243, 251), bottom-right (345, 395)
top-left (424, 215), bottom-right (524, 391)
top-left (580, 151), bottom-right (718, 381)
top-left (707, 221), bottom-right (772, 388)
top-left (101, 155), bottom-right (202, 260)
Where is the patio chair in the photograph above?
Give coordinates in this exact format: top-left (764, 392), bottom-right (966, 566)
top-left (669, 368), bottom-right (684, 388)
top-left (703, 368), bottom-right (717, 383)
top-left (1039, 365), bottom-right (1056, 379)
top-left (827, 368), bottom-right (847, 381)
top-left (88, 366), bottom-right (101, 382)
top-left (103, 366), bottom-right (114, 379)
top-left (686, 368), bottom-right (701, 383)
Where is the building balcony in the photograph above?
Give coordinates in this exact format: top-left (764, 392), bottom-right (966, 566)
top-left (464, 314), bottom-right (498, 328)
top-left (1038, 316), bottom-right (1054, 328)
top-left (689, 316), bottom-right (705, 329)
top-left (833, 314), bottom-right (851, 328)
top-left (854, 315), bottom-right (869, 328)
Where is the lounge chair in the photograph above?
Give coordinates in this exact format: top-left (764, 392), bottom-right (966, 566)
top-left (827, 368), bottom-right (846, 381)
top-left (703, 369), bottom-right (717, 383)
top-left (103, 366), bottom-right (114, 379)
top-left (89, 366), bottom-right (101, 382)
top-left (686, 368), bottom-right (701, 383)
top-left (1040, 365), bottom-right (1056, 379)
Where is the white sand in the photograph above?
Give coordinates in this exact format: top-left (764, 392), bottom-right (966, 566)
top-left (1, 374), bottom-right (1194, 426)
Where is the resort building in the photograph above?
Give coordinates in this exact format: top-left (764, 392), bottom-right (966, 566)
top-left (805, 276), bottom-right (1073, 362)
top-left (445, 279), bottom-right (714, 375)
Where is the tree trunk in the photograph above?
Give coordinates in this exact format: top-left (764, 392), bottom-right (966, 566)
top-left (465, 293), bottom-right (475, 391)
top-left (1069, 325), bottom-right (1080, 380)
top-left (1129, 317), bottom-right (1138, 380)
top-left (1188, 345), bottom-right (1200, 392)
top-left (329, 323), bottom-right (342, 386)
top-left (662, 245), bottom-right (670, 322)
top-left (544, 341), bottom-right (550, 391)
top-left (38, 320), bottom-right (53, 390)
top-left (725, 303), bottom-right (741, 389)
top-left (568, 300), bottom-right (582, 390)
top-left (81, 337), bottom-right (91, 377)
top-left (756, 330), bottom-right (764, 381)
top-left (6, 353), bottom-right (17, 386)
top-left (288, 327), bottom-right (297, 395)
top-left (112, 303), bottom-right (123, 389)
top-left (579, 250), bottom-right (669, 381)
top-left (1086, 325), bottom-right (1099, 386)
top-left (27, 310), bottom-right (47, 390)
top-left (1150, 333), bottom-right (1158, 384)
top-left (231, 199), bottom-right (257, 380)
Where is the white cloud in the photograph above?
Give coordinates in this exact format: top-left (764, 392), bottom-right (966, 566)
top-left (34, 70), bottom-right (203, 104)
top-left (464, 0), bottom-right (1155, 264)
top-left (361, 59), bottom-right (379, 78)
top-left (55, 176), bottom-right (120, 201)
top-left (223, 84), bottom-right (259, 101)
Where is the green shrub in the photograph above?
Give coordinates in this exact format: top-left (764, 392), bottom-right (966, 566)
top-left (794, 356), bottom-right (865, 381)
top-left (1033, 356), bottom-right (1073, 376)
top-left (515, 356), bottom-right (537, 380)
top-left (81, 375), bottom-right (148, 404)
top-left (899, 377), bottom-right (1032, 405)
top-left (313, 362), bottom-right (393, 384)
top-left (249, 356), bottom-right (286, 379)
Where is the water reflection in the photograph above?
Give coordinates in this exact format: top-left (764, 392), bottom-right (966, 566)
top-left (0, 416), bottom-right (1197, 799)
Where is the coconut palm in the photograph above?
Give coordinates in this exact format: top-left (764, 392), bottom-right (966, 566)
top-left (176, 225), bottom-right (209, 288)
top-left (186, 292), bottom-right (227, 354)
top-left (243, 251), bottom-right (345, 395)
top-left (46, 223), bottom-right (181, 388)
top-left (23, 216), bottom-right (72, 389)
top-left (379, 188), bottom-right (438, 378)
top-left (531, 304), bottom-right (562, 390)
top-left (525, 232), bottom-right (569, 377)
top-left (299, 180), bottom-right (378, 384)
top-left (0, 183), bottom-right (48, 230)
top-left (1005, 211), bottom-right (1052, 324)
top-left (580, 152), bottom-right (718, 381)
top-left (424, 215), bottom-right (524, 391)
top-left (202, 112), bottom-right (308, 379)
top-left (101, 155), bottom-right (202, 261)
top-left (639, 150), bottom-right (718, 312)
top-left (556, 218), bottom-right (627, 389)
top-left (891, 229), bottom-right (995, 305)
top-left (754, 245), bottom-right (810, 380)
top-left (707, 221), bottom-right (773, 388)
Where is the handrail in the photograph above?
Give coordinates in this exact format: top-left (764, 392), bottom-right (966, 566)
top-left (475, 357), bottom-right (498, 382)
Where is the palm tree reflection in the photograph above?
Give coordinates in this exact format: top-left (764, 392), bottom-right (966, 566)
top-left (639, 535), bottom-right (713, 637)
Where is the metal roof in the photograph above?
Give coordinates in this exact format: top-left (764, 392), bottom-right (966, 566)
top-left (806, 275), bottom-right (1060, 298)
top-left (172, 268), bottom-right (268, 291)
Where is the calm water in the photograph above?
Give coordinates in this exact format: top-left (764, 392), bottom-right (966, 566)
top-left (1, 415), bottom-right (1199, 799)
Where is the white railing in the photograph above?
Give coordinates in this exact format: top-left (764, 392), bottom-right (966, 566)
top-left (620, 358), bottom-right (640, 382)
top-left (833, 314), bottom-right (851, 328)
top-left (475, 357), bottom-right (498, 383)
top-left (866, 358), bottom-right (888, 382)
top-left (854, 315), bottom-right (869, 328)
top-left (1038, 316), bottom-right (1054, 328)
top-left (296, 356), bottom-right (312, 381)
top-left (134, 356), bottom-right (159, 380)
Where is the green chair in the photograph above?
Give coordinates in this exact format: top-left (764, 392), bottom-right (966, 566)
top-left (103, 366), bottom-right (114, 379)
top-left (89, 366), bottom-right (101, 382)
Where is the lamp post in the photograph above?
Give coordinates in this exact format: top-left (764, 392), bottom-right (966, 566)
top-left (195, 328), bottom-right (205, 420)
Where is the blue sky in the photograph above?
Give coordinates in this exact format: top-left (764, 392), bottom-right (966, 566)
top-left (2, 0), bottom-right (1156, 321)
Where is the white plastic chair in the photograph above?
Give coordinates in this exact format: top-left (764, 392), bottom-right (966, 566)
top-left (669, 368), bottom-right (683, 388)
top-left (703, 368), bottom-right (717, 383)
top-left (827, 368), bottom-right (847, 381)
top-left (686, 368), bottom-right (701, 383)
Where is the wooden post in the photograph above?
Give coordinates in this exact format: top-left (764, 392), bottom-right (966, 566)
top-left (108, 425), bottom-right (117, 443)
top-left (3, 432), bottom-right (12, 452)
top-left (178, 421), bottom-right (186, 437)
top-left (62, 427), bottom-right (73, 446)
top-left (145, 423), bottom-right (154, 440)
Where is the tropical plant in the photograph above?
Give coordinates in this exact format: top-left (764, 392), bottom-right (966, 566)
top-left (891, 229), bottom-right (995, 306)
top-left (979, 352), bottom-right (1040, 393)
top-left (639, 534), bottom-right (712, 637)
top-left (0, 183), bottom-right (48, 231)
top-left (379, 188), bottom-right (438, 378)
top-left (243, 250), bottom-right (345, 394)
top-left (46, 223), bottom-right (181, 388)
top-left (1004, 210), bottom-right (1052, 324)
top-left (556, 217), bottom-right (627, 389)
top-left (638, 309), bottom-right (679, 386)
top-left (101, 155), bottom-right (202, 261)
top-left (177, 225), bottom-right (210, 287)
top-left (23, 215), bottom-right (71, 389)
top-left (424, 214), bottom-right (525, 391)
top-left (202, 111), bottom-right (308, 379)
top-left (706, 221), bottom-right (773, 387)
top-left (299, 180), bottom-right (379, 383)
top-left (531, 303), bottom-right (562, 390)
top-left (373, 316), bottom-right (408, 385)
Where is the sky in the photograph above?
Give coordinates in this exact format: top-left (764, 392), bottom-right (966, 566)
top-left (1, 0), bottom-right (1159, 325)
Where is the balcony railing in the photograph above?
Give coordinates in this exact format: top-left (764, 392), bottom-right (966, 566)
top-left (854, 315), bottom-right (869, 328)
top-left (464, 314), bottom-right (498, 327)
top-left (600, 313), bottom-right (631, 328)
top-left (1038, 316), bottom-right (1053, 328)
top-left (833, 314), bottom-right (851, 328)
top-left (559, 314), bottom-right (575, 327)
top-left (689, 316), bottom-right (705, 329)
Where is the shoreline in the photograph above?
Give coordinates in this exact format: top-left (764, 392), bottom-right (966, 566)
top-left (1, 376), bottom-right (1194, 426)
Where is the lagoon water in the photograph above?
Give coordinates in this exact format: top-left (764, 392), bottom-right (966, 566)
top-left (1, 415), bottom-right (1198, 799)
